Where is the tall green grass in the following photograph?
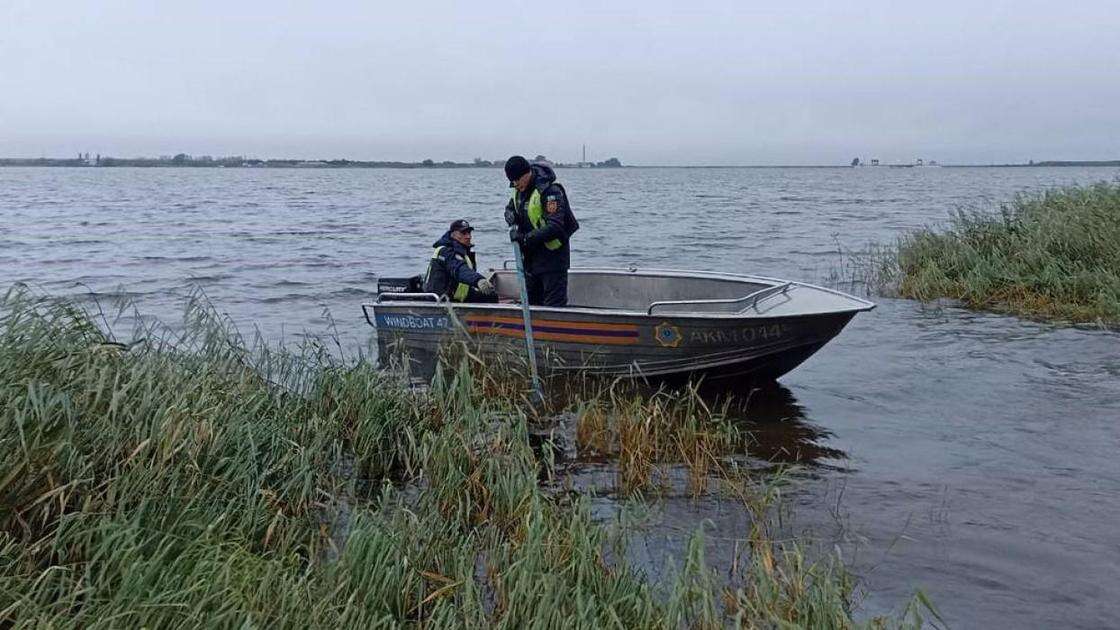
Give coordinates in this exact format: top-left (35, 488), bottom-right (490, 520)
top-left (879, 181), bottom-right (1120, 324)
top-left (0, 288), bottom-right (937, 628)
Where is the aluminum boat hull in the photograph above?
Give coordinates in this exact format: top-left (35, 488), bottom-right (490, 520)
top-left (364, 268), bottom-right (874, 384)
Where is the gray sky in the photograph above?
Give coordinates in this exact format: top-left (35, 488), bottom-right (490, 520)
top-left (2, 0), bottom-right (1118, 165)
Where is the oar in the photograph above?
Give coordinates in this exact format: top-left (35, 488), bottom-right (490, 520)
top-left (509, 230), bottom-right (545, 404)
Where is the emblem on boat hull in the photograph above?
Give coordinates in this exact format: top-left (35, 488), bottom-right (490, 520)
top-left (654, 322), bottom-right (683, 348)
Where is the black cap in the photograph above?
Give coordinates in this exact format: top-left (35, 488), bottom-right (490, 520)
top-left (504, 155), bottom-right (531, 182)
top-left (449, 219), bottom-right (473, 233)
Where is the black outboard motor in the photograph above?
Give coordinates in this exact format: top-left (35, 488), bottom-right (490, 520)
top-left (376, 275), bottom-right (423, 295)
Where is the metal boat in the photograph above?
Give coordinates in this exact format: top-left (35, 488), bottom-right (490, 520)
top-left (363, 267), bottom-right (874, 383)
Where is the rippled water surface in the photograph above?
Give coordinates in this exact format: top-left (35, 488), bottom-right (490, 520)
top-left (3, 166), bottom-right (1119, 627)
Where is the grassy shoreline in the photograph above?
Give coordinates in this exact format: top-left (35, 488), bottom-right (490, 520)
top-left (876, 181), bottom-right (1120, 325)
top-left (0, 289), bottom-right (937, 627)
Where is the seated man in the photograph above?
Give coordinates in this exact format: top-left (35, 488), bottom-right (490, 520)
top-left (423, 219), bottom-right (497, 303)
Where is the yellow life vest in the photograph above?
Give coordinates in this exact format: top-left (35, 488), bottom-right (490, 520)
top-left (511, 188), bottom-right (562, 250)
top-left (428, 245), bottom-right (473, 301)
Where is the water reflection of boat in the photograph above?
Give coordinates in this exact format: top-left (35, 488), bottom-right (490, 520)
top-left (365, 267), bottom-right (874, 384)
top-left (698, 381), bottom-right (848, 467)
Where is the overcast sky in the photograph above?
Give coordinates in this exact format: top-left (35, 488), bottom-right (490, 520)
top-left (2, 1), bottom-right (1118, 165)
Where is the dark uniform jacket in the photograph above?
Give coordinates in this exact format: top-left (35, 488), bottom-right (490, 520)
top-left (507, 163), bottom-right (579, 275)
top-left (423, 231), bottom-right (484, 299)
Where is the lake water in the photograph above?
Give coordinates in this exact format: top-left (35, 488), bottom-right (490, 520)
top-left (2, 166), bottom-right (1119, 627)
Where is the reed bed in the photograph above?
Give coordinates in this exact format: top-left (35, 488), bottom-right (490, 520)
top-left (876, 181), bottom-right (1120, 324)
top-left (574, 386), bottom-right (739, 497)
top-left (0, 288), bottom-right (936, 628)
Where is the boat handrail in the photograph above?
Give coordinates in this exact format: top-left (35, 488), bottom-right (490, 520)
top-left (374, 292), bottom-right (445, 304)
top-left (363, 293), bottom-right (447, 327)
top-left (646, 282), bottom-right (793, 315)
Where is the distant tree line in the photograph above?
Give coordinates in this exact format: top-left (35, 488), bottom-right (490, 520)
top-left (1028, 160), bottom-right (1120, 167)
top-left (0, 153), bottom-right (626, 169)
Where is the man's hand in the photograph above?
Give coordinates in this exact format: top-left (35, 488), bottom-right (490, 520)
top-left (476, 278), bottom-right (496, 295)
top-left (504, 207), bottom-right (517, 226)
top-left (509, 226), bottom-right (525, 244)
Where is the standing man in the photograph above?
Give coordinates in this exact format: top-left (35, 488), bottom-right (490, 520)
top-left (423, 219), bottom-right (498, 303)
top-left (503, 156), bottom-right (579, 307)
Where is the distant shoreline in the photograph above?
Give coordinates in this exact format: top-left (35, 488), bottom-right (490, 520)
top-left (638, 162), bottom-right (1120, 168)
top-left (1, 157), bottom-right (1117, 169)
top-left (0, 155), bottom-right (624, 170)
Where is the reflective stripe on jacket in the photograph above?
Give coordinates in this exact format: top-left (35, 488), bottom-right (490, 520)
top-left (423, 231), bottom-right (483, 301)
top-left (510, 188), bottom-right (562, 250)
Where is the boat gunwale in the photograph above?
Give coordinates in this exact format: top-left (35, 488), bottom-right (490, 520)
top-left (365, 267), bottom-right (876, 321)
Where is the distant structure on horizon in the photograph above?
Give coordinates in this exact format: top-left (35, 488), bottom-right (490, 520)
top-left (577, 144), bottom-right (593, 168)
top-left (851, 157), bottom-right (938, 167)
top-left (531, 149), bottom-right (622, 169)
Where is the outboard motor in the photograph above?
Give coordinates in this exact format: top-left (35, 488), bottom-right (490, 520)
top-left (376, 275), bottom-right (423, 295)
